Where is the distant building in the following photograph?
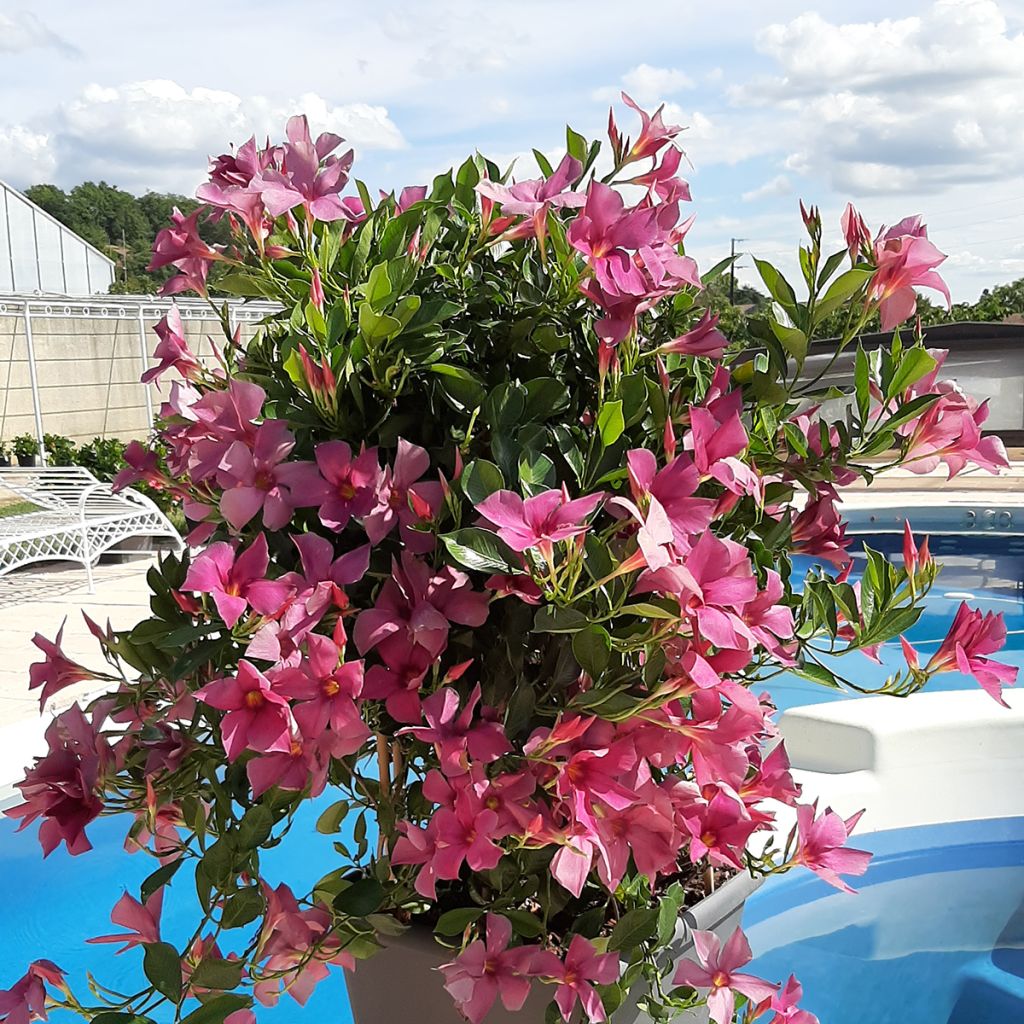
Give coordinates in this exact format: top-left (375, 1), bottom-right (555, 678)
top-left (0, 179), bottom-right (115, 295)
top-left (809, 321), bottom-right (1024, 446)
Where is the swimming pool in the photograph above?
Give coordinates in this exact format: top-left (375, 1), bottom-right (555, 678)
top-left (743, 817), bottom-right (1024, 1024)
top-left (769, 528), bottom-right (1024, 713)
top-left (1, 521), bottom-right (1021, 1022)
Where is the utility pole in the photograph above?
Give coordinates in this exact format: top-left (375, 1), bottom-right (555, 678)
top-left (729, 237), bottom-right (748, 306)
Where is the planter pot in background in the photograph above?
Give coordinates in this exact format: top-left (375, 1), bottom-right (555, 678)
top-left (16, 454), bottom-right (39, 467)
top-left (0, 456), bottom-right (10, 467)
top-left (345, 872), bottom-right (763, 1024)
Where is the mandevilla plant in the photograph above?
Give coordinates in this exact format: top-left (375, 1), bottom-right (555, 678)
top-left (2, 96), bottom-right (1017, 1024)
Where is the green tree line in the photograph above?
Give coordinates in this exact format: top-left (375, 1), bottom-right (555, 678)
top-left (23, 181), bottom-right (230, 294)
top-left (21, 181), bottom-right (1024, 326)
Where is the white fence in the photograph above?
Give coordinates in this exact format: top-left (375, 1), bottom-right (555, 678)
top-left (0, 295), bottom-right (279, 458)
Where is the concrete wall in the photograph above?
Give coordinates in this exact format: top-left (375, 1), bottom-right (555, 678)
top-left (0, 297), bottom-right (274, 445)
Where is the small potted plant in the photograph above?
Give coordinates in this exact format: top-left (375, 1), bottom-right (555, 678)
top-left (11, 432), bottom-right (40, 467)
top-left (42, 433), bottom-right (78, 467)
top-left (1, 99), bottom-right (1015, 1024)
top-left (0, 439), bottom-right (10, 467)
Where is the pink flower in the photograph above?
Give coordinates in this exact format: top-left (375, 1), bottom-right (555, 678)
top-left (87, 889), bottom-right (163, 953)
top-left (142, 305), bottom-right (201, 384)
top-left (440, 914), bottom-right (535, 1024)
top-left (255, 882), bottom-right (354, 1006)
top-left (620, 92), bottom-right (683, 162)
top-left (400, 686), bottom-right (511, 776)
top-left (918, 601), bottom-right (1018, 704)
top-left (27, 621), bottom-right (100, 710)
top-left (0, 961), bottom-right (65, 1024)
top-left (790, 802), bottom-right (871, 893)
top-left (216, 420), bottom-right (308, 530)
top-left (532, 935), bottom-right (619, 1023)
top-left (253, 115), bottom-right (355, 223)
top-left (5, 706), bottom-right (109, 856)
top-left (659, 310), bottom-right (730, 360)
top-left (477, 486), bottom-right (605, 560)
top-left (182, 534), bottom-right (293, 628)
top-left (485, 573), bottom-right (544, 605)
top-left (354, 553), bottom-right (489, 662)
top-left (148, 206), bottom-right (223, 297)
top-left (113, 440), bottom-right (165, 492)
top-left (273, 634), bottom-right (369, 753)
top-left (790, 494), bottom-right (851, 568)
top-left (841, 203), bottom-right (870, 260)
top-left (567, 183), bottom-right (660, 299)
top-left (680, 789), bottom-right (758, 870)
top-left (673, 929), bottom-right (777, 1024)
top-left (295, 441), bottom-right (381, 531)
top-left (754, 975), bottom-right (820, 1024)
top-left (477, 154), bottom-right (585, 246)
top-left (247, 738), bottom-right (328, 798)
top-left (195, 660), bottom-right (294, 761)
top-left (361, 644), bottom-right (433, 724)
top-left (626, 145), bottom-right (691, 203)
top-left (392, 791), bottom-right (504, 899)
top-left (902, 521), bottom-right (932, 578)
top-left (870, 216), bottom-right (951, 330)
top-left (364, 438), bottom-right (444, 552)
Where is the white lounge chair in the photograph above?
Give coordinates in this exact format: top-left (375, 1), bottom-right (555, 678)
top-left (0, 465), bottom-right (184, 592)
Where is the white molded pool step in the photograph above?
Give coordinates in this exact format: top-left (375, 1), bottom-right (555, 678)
top-left (780, 690), bottom-right (1024, 834)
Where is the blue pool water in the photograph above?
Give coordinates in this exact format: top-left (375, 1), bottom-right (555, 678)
top-left (1, 525), bottom-right (1021, 1021)
top-left (0, 799), bottom-right (357, 1023)
top-left (769, 530), bottom-right (1024, 713)
top-left (744, 817), bottom-right (1024, 1024)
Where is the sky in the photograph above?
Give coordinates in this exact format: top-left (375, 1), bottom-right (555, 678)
top-left (2, 0), bottom-right (1024, 301)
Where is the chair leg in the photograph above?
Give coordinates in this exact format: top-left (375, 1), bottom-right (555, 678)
top-left (80, 526), bottom-right (95, 594)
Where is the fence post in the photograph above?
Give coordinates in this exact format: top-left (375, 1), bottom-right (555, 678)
top-left (136, 304), bottom-right (155, 427)
top-left (22, 301), bottom-right (47, 466)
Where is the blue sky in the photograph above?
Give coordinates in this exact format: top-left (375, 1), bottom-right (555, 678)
top-left (2, 0), bottom-right (1024, 300)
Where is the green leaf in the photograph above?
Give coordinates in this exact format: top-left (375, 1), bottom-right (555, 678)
top-left (754, 258), bottom-right (800, 317)
top-left (572, 625), bottom-right (613, 677)
top-left (363, 261), bottom-right (393, 310)
top-left (220, 887), bottom-right (265, 929)
top-left (461, 460), bottom-right (505, 505)
top-left (607, 907), bottom-right (660, 952)
top-left (434, 907), bottom-right (484, 936)
top-left (518, 450), bottom-right (555, 489)
top-left (814, 266), bottom-right (872, 319)
top-left (794, 662), bottom-right (844, 691)
top-left (886, 348), bottom-right (938, 400)
top-left (189, 958), bottom-right (245, 992)
top-left (854, 344), bottom-right (871, 422)
top-left (533, 606), bottom-right (589, 634)
top-left (358, 302), bottom-right (402, 345)
top-left (597, 400), bottom-right (625, 447)
top-left (316, 800), bottom-right (350, 835)
top-left (532, 149), bottom-right (555, 177)
top-left (140, 859), bottom-right (182, 904)
top-left (770, 320), bottom-right (808, 363)
top-left (441, 528), bottom-right (517, 573)
top-left (143, 942), bottom-right (183, 1003)
top-left (216, 273), bottom-right (274, 299)
top-left (334, 878), bottom-right (385, 917)
top-left (879, 393), bottom-right (939, 431)
top-left (430, 363), bottom-right (487, 412)
top-left (502, 909), bottom-right (544, 939)
top-left (236, 805), bottom-right (274, 848)
top-left (179, 995), bottom-right (252, 1024)
top-left (566, 126), bottom-right (588, 164)
top-left (524, 377), bottom-right (570, 419)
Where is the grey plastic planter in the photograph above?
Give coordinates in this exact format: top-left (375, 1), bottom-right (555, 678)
top-left (345, 871), bottom-right (764, 1024)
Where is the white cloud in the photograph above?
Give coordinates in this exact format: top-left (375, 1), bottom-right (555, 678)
top-left (0, 11), bottom-right (77, 56)
top-left (593, 64), bottom-right (694, 105)
top-left (732, 0), bottom-right (1024, 195)
top-left (0, 125), bottom-right (56, 183)
top-left (742, 174), bottom-right (791, 202)
top-left (1, 79), bottom-right (405, 193)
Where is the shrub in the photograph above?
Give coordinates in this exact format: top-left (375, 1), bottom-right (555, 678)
top-left (1, 99), bottom-right (1015, 1024)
